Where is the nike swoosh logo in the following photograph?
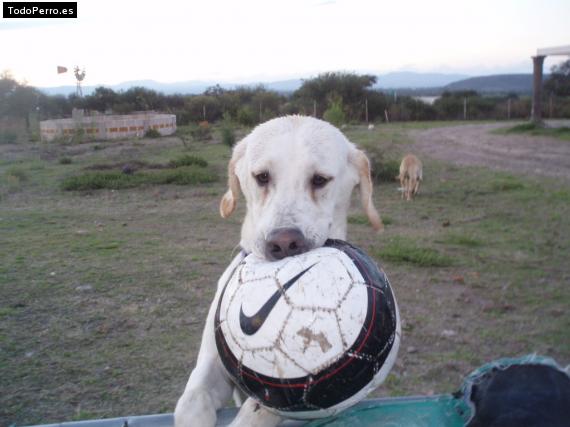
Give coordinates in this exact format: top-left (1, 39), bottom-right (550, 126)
top-left (239, 263), bottom-right (317, 336)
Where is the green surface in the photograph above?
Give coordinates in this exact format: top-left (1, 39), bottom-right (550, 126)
top-left (307, 395), bottom-right (467, 427)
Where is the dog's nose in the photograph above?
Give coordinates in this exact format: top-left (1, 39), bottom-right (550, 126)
top-left (265, 227), bottom-right (308, 260)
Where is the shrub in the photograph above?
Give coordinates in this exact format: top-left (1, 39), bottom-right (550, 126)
top-left (323, 99), bottom-right (345, 127)
top-left (220, 126), bottom-right (236, 148)
top-left (0, 132), bottom-right (18, 144)
top-left (189, 121), bottom-right (212, 141)
top-left (367, 150), bottom-right (400, 183)
top-left (220, 115), bottom-right (236, 148)
top-left (169, 155), bottom-right (208, 168)
top-left (490, 176), bottom-right (525, 192)
top-left (61, 128), bottom-right (85, 144)
top-left (59, 157), bottom-right (73, 165)
top-left (5, 167), bottom-right (29, 182)
top-left (29, 131), bottom-right (40, 143)
top-left (280, 102), bottom-right (301, 116)
top-left (61, 171), bottom-right (134, 190)
top-left (156, 167), bottom-right (217, 185)
top-left (505, 122), bottom-right (539, 133)
top-left (236, 106), bottom-right (256, 127)
top-left (61, 166), bottom-right (217, 191)
top-left (176, 110), bottom-right (194, 126)
top-left (442, 233), bottom-right (483, 247)
top-left (145, 128), bottom-right (161, 138)
top-left (348, 214), bottom-right (393, 226)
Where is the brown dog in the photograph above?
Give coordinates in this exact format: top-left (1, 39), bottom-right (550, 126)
top-left (397, 154), bottom-right (422, 201)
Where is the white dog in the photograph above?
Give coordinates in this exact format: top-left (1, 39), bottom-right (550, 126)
top-left (175, 115), bottom-right (383, 427)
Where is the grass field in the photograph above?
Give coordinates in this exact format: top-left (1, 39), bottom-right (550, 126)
top-left (493, 122), bottom-right (570, 141)
top-left (1, 122), bottom-right (569, 424)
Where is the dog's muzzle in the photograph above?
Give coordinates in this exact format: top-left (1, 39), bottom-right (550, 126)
top-left (264, 227), bottom-right (309, 261)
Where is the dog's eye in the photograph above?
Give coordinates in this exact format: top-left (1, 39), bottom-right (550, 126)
top-left (311, 174), bottom-right (330, 189)
top-left (255, 172), bottom-right (270, 186)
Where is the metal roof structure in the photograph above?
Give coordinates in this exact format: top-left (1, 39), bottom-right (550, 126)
top-left (532, 44), bottom-right (570, 122)
top-left (537, 45), bottom-right (570, 57)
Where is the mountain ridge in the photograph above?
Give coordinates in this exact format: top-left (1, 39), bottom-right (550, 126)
top-left (38, 71), bottom-right (469, 96)
top-left (38, 72), bottom-right (542, 96)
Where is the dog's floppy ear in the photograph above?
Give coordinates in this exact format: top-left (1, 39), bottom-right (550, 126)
top-left (349, 148), bottom-right (384, 232)
top-left (220, 140), bottom-right (246, 218)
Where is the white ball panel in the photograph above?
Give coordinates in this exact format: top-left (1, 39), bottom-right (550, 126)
top-left (219, 263), bottom-right (283, 359)
top-left (271, 346), bottom-right (311, 378)
top-left (337, 282), bottom-right (368, 349)
top-left (283, 248), bottom-right (359, 310)
top-left (236, 305), bottom-right (292, 376)
top-left (279, 308), bottom-right (345, 375)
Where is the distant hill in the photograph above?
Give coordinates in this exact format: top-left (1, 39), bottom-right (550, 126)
top-left (38, 79), bottom-right (305, 96)
top-left (443, 74), bottom-right (549, 94)
top-left (38, 72), bottom-right (469, 96)
top-left (374, 71), bottom-right (468, 89)
top-left (40, 80), bottom-right (230, 96)
top-left (40, 73), bottom-right (543, 96)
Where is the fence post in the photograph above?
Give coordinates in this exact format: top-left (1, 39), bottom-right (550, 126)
top-left (365, 98), bottom-right (369, 124)
top-left (463, 97), bottom-right (467, 120)
top-left (507, 98), bottom-right (511, 120)
top-left (313, 100), bottom-right (317, 117)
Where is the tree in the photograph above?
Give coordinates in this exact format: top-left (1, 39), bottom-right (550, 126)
top-left (545, 60), bottom-right (570, 97)
top-left (366, 90), bottom-right (388, 121)
top-left (294, 72), bottom-right (377, 120)
top-left (38, 94), bottom-right (71, 119)
top-left (0, 73), bottom-right (41, 130)
top-left (252, 90), bottom-right (284, 122)
top-left (0, 71), bottom-right (18, 115)
top-left (117, 87), bottom-right (166, 112)
top-left (84, 87), bottom-right (118, 112)
top-left (204, 84), bottom-right (227, 97)
top-left (184, 95), bottom-right (222, 122)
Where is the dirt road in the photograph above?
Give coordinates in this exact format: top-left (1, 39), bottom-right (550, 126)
top-left (409, 123), bottom-right (570, 182)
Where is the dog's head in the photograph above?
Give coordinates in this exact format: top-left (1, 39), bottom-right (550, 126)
top-left (220, 116), bottom-right (382, 260)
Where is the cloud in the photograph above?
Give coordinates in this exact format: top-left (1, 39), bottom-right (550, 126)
top-left (0, 21), bottom-right (76, 31)
top-left (314, 0), bottom-right (337, 6)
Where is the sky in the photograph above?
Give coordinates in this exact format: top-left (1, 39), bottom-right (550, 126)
top-left (1, 0), bottom-right (569, 88)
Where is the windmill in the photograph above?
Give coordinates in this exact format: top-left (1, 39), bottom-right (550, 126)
top-left (56, 65), bottom-right (86, 97)
top-left (74, 66), bottom-right (86, 97)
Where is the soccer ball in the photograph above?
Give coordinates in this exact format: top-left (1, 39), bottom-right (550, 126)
top-left (214, 239), bottom-right (400, 419)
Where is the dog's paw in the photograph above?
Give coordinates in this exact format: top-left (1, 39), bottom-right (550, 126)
top-left (174, 388), bottom-right (217, 427)
top-left (229, 398), bottom-right (282, 427)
